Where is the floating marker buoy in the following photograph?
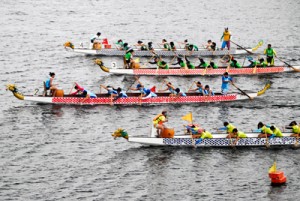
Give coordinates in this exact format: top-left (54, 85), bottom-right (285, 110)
top-left (269, 162), bottom-right (287, 186)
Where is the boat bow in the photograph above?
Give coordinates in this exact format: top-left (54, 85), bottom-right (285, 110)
top-left (6, 84), bottom-right (24, 100)
top-left (257, 81), bottom-right (272, 96)
top-left (95, 59), bottom-right (110, 73)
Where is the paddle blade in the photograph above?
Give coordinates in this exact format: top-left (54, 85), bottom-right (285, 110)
top-left (252, 40), bottom-right (264, 51)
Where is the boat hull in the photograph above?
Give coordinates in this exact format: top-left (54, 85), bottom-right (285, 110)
top-left (102, 66), bottom-right (299, 76)
top-left (71, 48), bottom-right (251, 57)
top-left (128, 136), bottom-right (298, 147)
top-left (21, 93), bottom-right (255, 105)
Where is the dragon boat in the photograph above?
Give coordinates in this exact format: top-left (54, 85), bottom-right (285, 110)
top-left (64, 41), bottom-right (254, 57)
top-left (6, 82), bottom-right (270, 105)
top-left (112, 128), bottom-right (300, 148)
top-left (96, 59), bottom-right (300, 76)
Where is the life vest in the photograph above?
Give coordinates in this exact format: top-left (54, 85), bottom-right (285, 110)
top-left (264, 48), bottom-right (275, 57)
top-left (153, 115), bottom-right (165, 125)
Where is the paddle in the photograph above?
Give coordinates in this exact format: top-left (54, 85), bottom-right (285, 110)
top-left (187, 81), bottom-right (196, 92)
top-left (68, 83), bottom-right (75, 95)
top-left (276, 57), bottom-right (300, 72)
top-left (265, 130), bottom-right (270, 148)
top-left (126, 76), bottom-right (139, 93)
top-left (231, 82), bottom-right (253, 100)
top-left (231, 41), bottom-right (253, 55)
top-left (293, 129), bottom-right (300, 148)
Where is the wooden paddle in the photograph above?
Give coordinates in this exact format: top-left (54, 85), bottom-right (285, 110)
top-left (293, 129), bottom-right (300, 148)
top-left (276, 57), bottom-right (300, 72)
top-left (231, 82), bottom-right (253, 100)
top-left (188, 81), bottom-right (196, 92)
top-left (231, 41), bottom-right (253, 55)
top-left (126, 76), bottom-right (139, 93)
top-left (265, 130), bottom-right (270, 148)
top-left (68, 83), bottom-right (75, 95)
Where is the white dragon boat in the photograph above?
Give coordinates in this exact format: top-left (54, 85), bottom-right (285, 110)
top-left (63, 41), bottom-right (256, 57)
top-left (96, 59), bottom-right (300, 76)
top-left (112, 128), bottom-right (299, 148)
top-left (6, 82), bottom-right (271, 106)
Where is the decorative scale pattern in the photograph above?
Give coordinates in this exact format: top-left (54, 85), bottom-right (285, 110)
top-left (163, 137), bottom-right (297, 147)
top-left (85, 49), bottom-right (242, 56)
top-left (133, 67), bottom-right (285, 76)
top-left (52, 94), bottom-right (238, 105)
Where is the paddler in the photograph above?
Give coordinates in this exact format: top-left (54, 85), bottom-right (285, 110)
top-left (208, 61), bottom-right (218, 69)
top-left (153, 111), bottom-right (168, 137)
top-left (135, 40), bottom-right (148, 51)
top-left (220, 122), bottom-right (236, 133)
top-left (161, 39), bottom-right (171, 51)
top-left (158, 82), bottom-right (176, 95)
top-left (170, 42), bottom-right (176, 51)
top-left (114, 87), bottom-right (128, 100)
top-left (130, 79), bottom-right (157, 98)
top-left (220, 27), bottom-right (231, 50)
top-left (115, 39), bottom-right (124, 50)
top-left (264, 44), bottom-right (277, 66)
top-left (124, 48), bottom-right (134, 69)
top-left (174, 88), bottom-right (187, 97)
top-left (45, 72), bottom-right (58, 97)
top-left (188, 81), bottom-right (204, 95)
top-left (203, 85), bottom-right (214, 96)
top-left (257, 58), bottom-right (268, 67)
top-left (289, 121), bottom-right (300, 137)
top-left (257, 122), bottom-right (274, 138)
top-left (178, 39), bottom-right (189, 50)
top-left (90, 32), bottom-right (102, 44)
top-left (195, 130), bottom-right (213, 145)
top-left (187, 44), bottom-right (199, 52)
top-left (205, 40), bottom-right (213, 50)
top-left (221, 72), bottom-right (233, 95)
top-left (226, 128), bottom-right (247, 139)
top-left (247, 56), bottom-right (259, 67)
top-left (100, 85), bottom-right (117, 97)
top-left (172, 57), bottom-right (187, 69)
top-left (270, 126), bottom-right (283, 137)
top-left (197, 58), bottom-right (209, 68)
top-left (149, 56), bottom-right (169, 69)
top-left (185, 56), bottom-right (195, 69)
top-left (230, 58), bottom-right (242, 68)
top-left (71, 83), bottom-right (97, 102)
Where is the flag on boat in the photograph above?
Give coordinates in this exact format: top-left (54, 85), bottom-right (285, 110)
top-left (182, 112), bottom-right (193, 123)
top-left (269, 161), bottom-right (277, 173)
top-left (150, 86), bottom-right (156, 93)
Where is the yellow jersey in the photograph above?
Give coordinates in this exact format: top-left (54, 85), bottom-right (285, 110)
top-left (223, 31), bottom-right (231, 41)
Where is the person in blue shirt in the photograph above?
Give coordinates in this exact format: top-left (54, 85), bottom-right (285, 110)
top-left (130, 80), bottom-right (157, 98)
top-left (158, 82), bottom-right (176, 95)
top-left (188, 81), bottom-right (204, 95)
top-left (113, 87), bottom-right (128, 101)
top-left (45, 72), bottom-right (58, 96)
top-left (174, 88), bottom-right (187, 97)
top-left (221, 72), bottom-right (233, 95)
top-left (203, 85), bottom-right (214, 96)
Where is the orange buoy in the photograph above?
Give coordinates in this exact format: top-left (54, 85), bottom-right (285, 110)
top-left (269, 162), bottom-right (287, 186)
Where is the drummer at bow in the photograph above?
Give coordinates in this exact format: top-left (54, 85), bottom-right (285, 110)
top-left (153, 111), bottom-right (168, 137)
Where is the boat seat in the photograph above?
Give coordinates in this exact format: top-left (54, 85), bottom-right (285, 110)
top-left (43, 81), bottom-right (48, 96)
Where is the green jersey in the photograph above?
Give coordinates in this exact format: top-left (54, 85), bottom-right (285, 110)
top-left (158, 61), bottom-right (169, 69)
top-left (124, 52), bottom-right (132, 60)
top-left (226, 124), bottom-right (236, 133)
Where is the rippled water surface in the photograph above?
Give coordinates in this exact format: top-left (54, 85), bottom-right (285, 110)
top-left (1, 0), bottom-right (300, 200)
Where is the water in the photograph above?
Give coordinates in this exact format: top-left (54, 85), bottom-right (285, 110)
top-left (1, 0), bottom-right (300, 200)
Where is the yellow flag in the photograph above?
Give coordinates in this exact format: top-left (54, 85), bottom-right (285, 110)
top-left (269, 161), bottom-right (276, 173)
top-left (182, 112), bottom-right (193, 123)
